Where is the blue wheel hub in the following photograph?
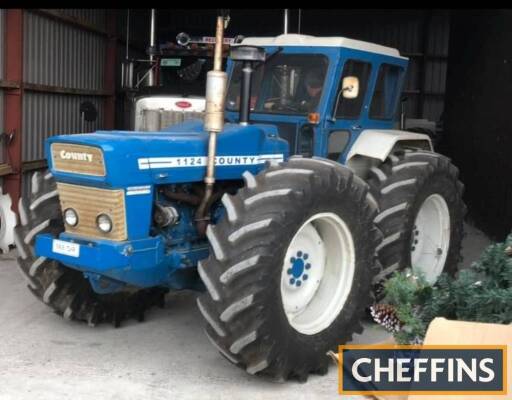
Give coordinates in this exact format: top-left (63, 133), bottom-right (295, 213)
top-left (287, 251), bottom-right (312, 287)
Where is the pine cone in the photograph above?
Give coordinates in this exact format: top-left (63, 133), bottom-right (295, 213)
top-left (505, 246), bottom-right (512, 257)
top-left (370, 304), bottom-right (403, 332)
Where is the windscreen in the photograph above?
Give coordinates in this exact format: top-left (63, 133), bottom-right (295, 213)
top-left (226, 53), bottom-right (329, 116)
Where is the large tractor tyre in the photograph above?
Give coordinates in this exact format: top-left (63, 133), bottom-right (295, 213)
top-left (366, 149), bottom-right (466, 288)
top-left (197, 157), bottom-right (381, 381)
top-left (13, 170), bottom-right (167, 327)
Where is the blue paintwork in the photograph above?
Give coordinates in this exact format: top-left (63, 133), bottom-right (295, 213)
top-left (47, 121), bottom-right (288, 189)
top-left (288, 251), bottom-right (311, 287)
top-left (35, 231), bottom-right (210, 289)
top-left (37, 42), bottom-right (408, 293)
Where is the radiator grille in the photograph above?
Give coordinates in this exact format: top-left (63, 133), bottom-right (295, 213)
top-left (141, 109), bottom-right (204, 131)
top-left (51, 143), bottom-right (105, 176)
top-left (57, 183), bottom-right (127, 241)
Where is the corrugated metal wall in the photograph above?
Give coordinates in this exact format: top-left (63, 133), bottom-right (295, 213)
top-left (356, 11), bottom-right (450, 122)
top-left (422, 13), bottom-right (450, 122)
top-left (22, 93), bottom-right (104, 161)
top-left (23, 12), bottom-right (106, 90)
top-left (21, 10), bottom-right (107, 163)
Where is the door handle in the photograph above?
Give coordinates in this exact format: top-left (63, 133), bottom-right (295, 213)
top-left (351, 124), bottom-right (362, 130)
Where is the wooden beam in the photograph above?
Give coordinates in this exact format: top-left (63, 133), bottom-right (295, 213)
top-left (22, 159), bottom-right (47, 173)
top-left (0, 164), bottom-right (13, 177)
top-left (0, 80), bottom-right (21, 89)
top-left (23, 83), bottom-right (111, 97)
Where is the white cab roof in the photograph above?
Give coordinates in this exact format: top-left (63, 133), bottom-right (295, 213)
top-left (240, 34), bottom-right (405, 59)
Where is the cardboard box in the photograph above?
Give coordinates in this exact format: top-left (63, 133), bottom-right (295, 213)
top-left (363, 318), bottom-right (512, 400)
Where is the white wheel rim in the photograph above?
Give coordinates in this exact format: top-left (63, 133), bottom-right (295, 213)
top-left (410, 194), bottom-right (451, 284)
top-left (280, 212), bottom-right (355, 335)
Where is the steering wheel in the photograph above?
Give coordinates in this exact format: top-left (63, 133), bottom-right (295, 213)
top-left (272, 101), bottom-right (301, 113)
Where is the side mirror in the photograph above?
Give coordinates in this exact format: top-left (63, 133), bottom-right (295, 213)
top-left (342, 76), bottom-right (359, 99)
top-left (329, 76), bottom-right (361, 122)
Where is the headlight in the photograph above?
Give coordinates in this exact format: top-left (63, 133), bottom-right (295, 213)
top-left (64, 208), bottom-right (78, 227)
top-left (96, 214), bottom-right (113, 233)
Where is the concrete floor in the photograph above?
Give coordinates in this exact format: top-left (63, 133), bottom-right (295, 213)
top-left (0, 223), bottom-right (490, 400)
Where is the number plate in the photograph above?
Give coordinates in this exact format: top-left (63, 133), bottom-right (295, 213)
top-left (52, 239), bottom-right (80, 258)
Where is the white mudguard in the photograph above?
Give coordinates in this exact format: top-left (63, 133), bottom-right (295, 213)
top-left (346, 129), bottom-right (432, 162)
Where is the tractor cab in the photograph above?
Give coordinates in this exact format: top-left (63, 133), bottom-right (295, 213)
top-left (225, 34), bottom-right (409, 164)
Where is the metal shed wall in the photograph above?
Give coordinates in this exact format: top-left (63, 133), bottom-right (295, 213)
top-left (22, 10), bottom-right (108, 164)
top-left (0, 9), bottom-right (114, 205)
top-left (22, 93), bottom-right (104, 162)
top-left (23, 11), bottom-right (106, 90)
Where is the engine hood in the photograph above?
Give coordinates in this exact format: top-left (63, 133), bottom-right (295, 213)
top-left (46, 120), bottom-right (289, 188)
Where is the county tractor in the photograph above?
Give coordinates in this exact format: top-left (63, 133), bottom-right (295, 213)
top-left (14, 13), bottom-right (464, 381)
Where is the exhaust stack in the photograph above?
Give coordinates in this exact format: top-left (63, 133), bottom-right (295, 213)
top-left (196, 11), bottom-right (229, 234)
top-left (229, 46), bottom-right (266, 125)
top-left (148, 9), bottom-right (157, 87)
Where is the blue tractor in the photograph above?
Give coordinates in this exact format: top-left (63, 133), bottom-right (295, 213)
top-left (14, 16), bottom-right (465, 381)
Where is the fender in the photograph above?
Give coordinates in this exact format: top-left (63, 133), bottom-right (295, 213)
top-left (346, 129), bottom-right (432, 162)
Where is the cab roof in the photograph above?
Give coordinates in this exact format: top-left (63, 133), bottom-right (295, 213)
top-left (240, 34), bottom-right (406, 59)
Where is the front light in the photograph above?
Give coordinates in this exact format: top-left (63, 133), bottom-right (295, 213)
top-left (64, 208), bottom-right (78, 227)
top-left (96, 214), bottom-right (113, 233)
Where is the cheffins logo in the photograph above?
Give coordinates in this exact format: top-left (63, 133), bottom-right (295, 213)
top-left (59, 150), bottom-right (93, 162)
top-left (338, 345), bottom-right (507, 395)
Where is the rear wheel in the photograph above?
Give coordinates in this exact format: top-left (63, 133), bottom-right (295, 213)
top-left (197, 157), bottom-right (381, 381)
top-left (13, 170), bottom-right (167, 327)
top-left (366, 149), bottom-right (465, 287)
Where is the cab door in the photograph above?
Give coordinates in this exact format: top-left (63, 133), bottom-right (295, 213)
top-left (324, 59), bottom-right (373, 164)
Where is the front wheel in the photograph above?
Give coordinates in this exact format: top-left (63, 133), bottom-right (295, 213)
top-left (13, 170), bottom-right (167, 327)
top-left (197, 157), bottom-right (381, 381)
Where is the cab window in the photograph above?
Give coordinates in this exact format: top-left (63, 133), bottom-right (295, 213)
top-left (335, 60), bottom-right (372, 119)
top-left (369, 64), bottom-right (403, 120)
top-left (226, 54), bottom-right (329, 116)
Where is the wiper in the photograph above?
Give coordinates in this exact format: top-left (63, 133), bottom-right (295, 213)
top-left (255, 46), bottom-right (283, 70)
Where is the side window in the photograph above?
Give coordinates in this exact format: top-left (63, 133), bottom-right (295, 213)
top-left (335, 60), bottom-right (372, 119)
top-left (327, 130), bottom-right (350, 161)
top-left (369, 64), bottom-right (403, 119)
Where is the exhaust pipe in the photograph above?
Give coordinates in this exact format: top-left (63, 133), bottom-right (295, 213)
top-left (196, 11), bottom-right (229, 235)
top-left (148, 9), bottom-right (157, 87)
